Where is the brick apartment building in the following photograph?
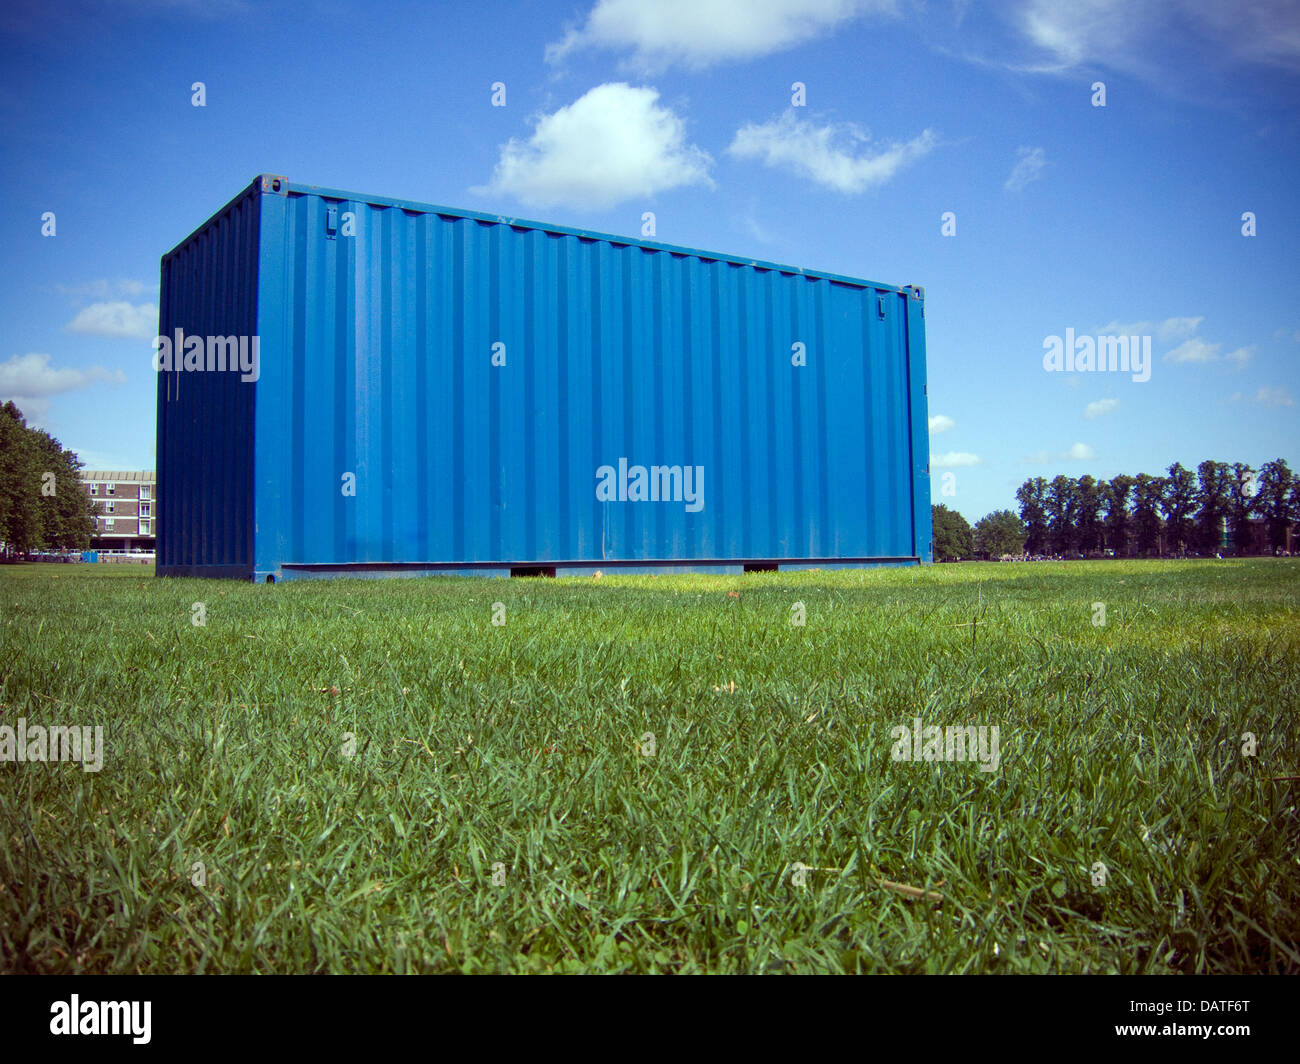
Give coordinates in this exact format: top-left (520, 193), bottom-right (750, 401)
top-left (80, 471), bottom-right (156, 552)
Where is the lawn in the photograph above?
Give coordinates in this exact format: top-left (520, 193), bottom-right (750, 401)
top-left (1, 559), bottom-right (1297, 973)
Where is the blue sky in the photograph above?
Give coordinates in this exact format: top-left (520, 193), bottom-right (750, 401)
top-left (2, 0), bottom-right (1297, 523)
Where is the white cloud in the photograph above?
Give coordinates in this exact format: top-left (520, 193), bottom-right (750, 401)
top-left (65, 301), bottom-right (157, 339)
top-left (546, 0), bottom-right (897, 71)
top-left (931, 451), bottom-right (981, 467)
top-left (928, 413), bottom-right (955, 434)
top-left (728, 112), bottom-right (936, 194)
top-left (1094, 316), bottom-right (1202, 340)
top-left (1093, 319), bottom-right (1251, 367)
top-left (0, 353), bottom-right (126, 425)
top-left (473, 83), bottom-right (713, 211)
top-left (1164, 337), bottom-right (1220, 363)
top-left (1024, 441), bottom-right (1097, 463)
top-left (1004, 146), bottom-right (1046, 192)
top-left (1252, 386), bottom-right (1295, 407)
top-left (1084, 398), bottom-right (1119, 418)
top-left (0, 352), bottom-right (126, 397)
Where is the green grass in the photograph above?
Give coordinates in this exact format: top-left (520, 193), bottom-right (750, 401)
top-left (1, 559), bottom-right (1297, 973)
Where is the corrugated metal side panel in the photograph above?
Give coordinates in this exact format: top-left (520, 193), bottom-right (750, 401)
top-left (249, 191), bottom-right (924, 570)
top-left (156, 184), bottom-right (259, 577)
top-left (905, 290), bottom-right (933, 561)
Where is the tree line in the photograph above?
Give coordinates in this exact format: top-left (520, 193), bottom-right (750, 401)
top-left (932, 458), bottom-right (1298, 561)
top-left (0, 401), bottom-right (96, 557)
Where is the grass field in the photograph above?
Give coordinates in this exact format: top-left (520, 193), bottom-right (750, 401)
top-left (1, 559), bottom-right (1297, 974)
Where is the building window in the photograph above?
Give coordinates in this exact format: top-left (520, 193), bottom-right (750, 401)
top-left (139, 520), bottom-right (150, 536)
top-left (105, 500), bottom-right (115, 514)
top-left (140, 503), bottom-right (151, 517)
top-left (105, 518), bottom-right (115, 529)
top-left (141, 485), bottom-right (151, 500)
top-left (90, 482), bottom-right (99, 495)
top-left (106, 482), bottom-right (115, 495)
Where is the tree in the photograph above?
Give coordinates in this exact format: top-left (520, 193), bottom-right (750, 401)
top-left (1045, 475), bottom-right (1078, 554)
top-left (0, 402), bottom-right (42, 555)
top-left (1162, 462), bottom-right (1197, 555)
top-left (1132, 474), bottom-right (1165, 556)
top-left (1016, 477), bottom-right (1049, 554)
top-left (1225, 462), bottom-right (1258, 555)
top-left (34, 430), bottom-right (95, 550)
top-left (1103, 474), bottom-right (1134, 556)
top-left (973, 509), bottom-right (1026, 558)
top-left (1075, 474), bottom-right (1104, 553)
top-left (0, 402), bottom-right (95, 556)
top-left (931, 504), bottom-right (973, 561)
top-left (1256, 459), bottom-right (1296, 553)
top-left (1289, 481), bottom-right (1300, 552)
top-left (1195, 460), bottom-right (1232, 554)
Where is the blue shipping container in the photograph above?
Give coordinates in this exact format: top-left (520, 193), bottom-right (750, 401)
top-left (156, 175), bottom-right (931, 581)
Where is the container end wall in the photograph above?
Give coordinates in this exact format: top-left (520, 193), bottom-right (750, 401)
top-left (155, 180), bottom-right (261, 577)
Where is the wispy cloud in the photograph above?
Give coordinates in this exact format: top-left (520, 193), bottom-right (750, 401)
top-left (929, 413), bottom-right (956, 434)
top-left (75, 447), bottom-right (145, 471)
top-left (1095, 316), bottom-right (1202, 341)
top-left (1012, 0), bottom-right (1161, 72)
top-left (51, 279), bottom-right (156, 301)
top-left (1164, 337), bottom-right (1220, 363)
top-left (1004, 146), bottom-right (1046, 192)
top-left (966, 1), bottom-right (1300, 79)
top-left (728, 111), bottom-right (936, 194)
top-left (111, 0), bottom-right (253, 18)
top-left (1084, 398), bottom-right (1119, 418)
top-left (932, 450), bottom-right (981, 467)
top-left (1230, 386), bottom-right (1294, 407)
